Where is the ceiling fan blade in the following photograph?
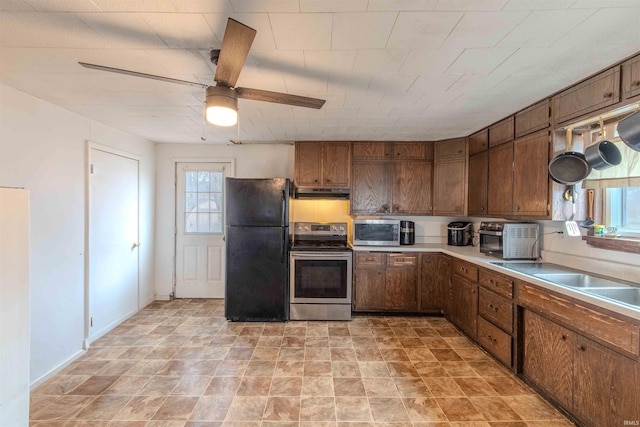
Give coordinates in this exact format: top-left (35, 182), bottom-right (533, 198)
top-left (214, 18), bottom-right (256, 88)
top-left (78, 62), bottom-right (208, 89)
top-left (236, 87), bottom-right (326, 109)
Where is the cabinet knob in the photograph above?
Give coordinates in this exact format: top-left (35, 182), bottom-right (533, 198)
top-left (577, 345), bottom-right (586, 352)
top-left (514, 206), bottom-right (520, 211)
top-left (603, 92), bottom-right (614, 99)
top-left (314, 179), bottom-right (318, 183)
top-left (632, 81), bottom-right (640, 87)
top-left (326, 179), bottom-right (331, 182)
top-left (561, 334), bottom-right (567, 341)
top-left (481, 206), bottom-right (485, 211)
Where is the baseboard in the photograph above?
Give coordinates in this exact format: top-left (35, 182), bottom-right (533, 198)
top-left (86, 308), bottom-right (139, 347)
top-left (30, 348), bottom-right (85, 390)
top-left (155, 294), bottom-right (171, 301)
top-left (141, 293), bottom-right (156, 308)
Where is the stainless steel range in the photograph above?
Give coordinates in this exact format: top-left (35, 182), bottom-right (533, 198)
top-left (289, 222), bottom-right (352, 321)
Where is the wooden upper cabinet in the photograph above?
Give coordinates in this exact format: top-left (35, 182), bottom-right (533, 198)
top-left (295, 142), bottom-right (322, 187)
top-left (393, 142), bottom-right (433, 160)
top-left (434, 137), bottom-right (466, 159)
top-left (353, 142), bottom-right (390, 159)
top-left (469, 129), bottom-right (489, 155)
top-left (553, 67), bottom-right (621, 124)
top-left (489, 117), bottom-right (515, 147)
top-left (433, 139), bottom-right (467, 216)
top-left (513, 131), bottom-right (550, 217)
top-left (468, 150), bottom-right (488, 216)
top-left (323, 142), bottom-right (350, 187)
top-left (295, 142), bottom-right (350, 188)
top-left (351, 161), bottom-right (391, 214)
top-left (622, 54), bottom-right (640, 99)
top-left (487, 142), bottom-right (514, 216)
top-left (515, 100), bottom-right (550, 138)
top-left (392, 161), bottom-right (433, 215)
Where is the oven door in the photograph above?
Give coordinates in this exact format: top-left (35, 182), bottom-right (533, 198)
top-left (479, 230), bottom-right (504, 258)
top-left (290, 251), bottom-right (352, 304)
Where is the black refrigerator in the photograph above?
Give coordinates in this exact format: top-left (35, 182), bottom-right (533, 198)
top-left (225, 178), bottom-right (291, 321)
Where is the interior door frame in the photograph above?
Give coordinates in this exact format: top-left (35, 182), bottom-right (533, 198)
top-left (171, 157), bottom-right (235, 298)
top-left (84, 140), bottom-right (141, 349)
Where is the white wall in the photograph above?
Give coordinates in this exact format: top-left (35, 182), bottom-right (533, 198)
top-left (0, 188), bottom-right (30, 427)
top-left (0, 83), bottom-right (156, 385)
top-left (154, 142), bottom-right (294, 298)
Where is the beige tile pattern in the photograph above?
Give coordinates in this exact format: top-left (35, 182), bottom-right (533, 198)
top-left (29, 299), bottom-right (576, 426)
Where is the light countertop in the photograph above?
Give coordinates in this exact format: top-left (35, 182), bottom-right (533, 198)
top-left (351, 244), bottom-right (640, 322)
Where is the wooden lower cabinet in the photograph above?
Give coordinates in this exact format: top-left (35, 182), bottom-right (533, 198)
top-left (522, 309), bottom-right (640, 427)
top-left (419, 254), bottom-right (450, 313)
top-left (449, 275), bottom-right (478, 340)
top-left (353, 252), bottom-right (418, 312)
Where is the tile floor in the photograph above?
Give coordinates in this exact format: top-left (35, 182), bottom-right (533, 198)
top-left (30, 299), bottom-right (575, 426)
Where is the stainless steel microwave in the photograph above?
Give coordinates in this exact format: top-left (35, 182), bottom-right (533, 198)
top-left (479, 222), bottom-right (539, 260)
top-left (353, 219), bottom-right (401, 246)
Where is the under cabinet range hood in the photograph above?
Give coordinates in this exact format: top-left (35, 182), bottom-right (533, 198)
top-left (294, 186), bottom-right (350, 199)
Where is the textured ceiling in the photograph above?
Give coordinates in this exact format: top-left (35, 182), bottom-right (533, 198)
top-left (1, 0), bottom-right (640, 144)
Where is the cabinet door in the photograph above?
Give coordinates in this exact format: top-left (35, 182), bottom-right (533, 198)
top-left (489, 117), bottom-right (514, 147)
top-left (468, 150), bottom-right (488, 216)
top-left (323, 142), bottom-right (350, 187)
top-left (450, 276), bottom-right (478, 339)
top-left (573, 337), bottom-right (640, 427)
top-left (469, 129), bottom-right (489, 155)
top-left (354, 267), bottom-right (386, 311)
top-left (295, 142), bottom-right (322, 186)
top-left (420, 254), bottom-right (439, 311)
top-left (392, 161), bottom-right (432, 214)
top-left (515, 100), bottom-right (549, 138)
top-left (385, 254), bottom-right (418, 311)
top-left (434, 138), bottom-right (466, 159)
top-left (513, 131), bottom-right (549, 217)
top-left (623, 54), bottom-right (640, 99)
top-left (522, 310), bottom-right (574, 410)
top-left (554, 67), bottom-right (621, 124)
top-left (433, 158), bottom-right (466, 216)
top-left (393, 142), bottom-right (430, 160)
top-left (487, 142), bottom-right (513, 216)
top-left (353, 142), bottom-right (390, 159)
top-left (351, 161), bottom-right (391, 214)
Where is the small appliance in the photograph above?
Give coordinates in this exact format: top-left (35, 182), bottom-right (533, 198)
top-left (353, 219), bottom-right (401, 246)
top-left (447, 221), bottom-right (473, 246)
top-left (479, 222), bottom-right (540, 260)
top-left (400, 220), bottom-right (415, 245)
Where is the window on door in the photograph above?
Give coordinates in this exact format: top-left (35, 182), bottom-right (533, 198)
top-left (183, 169), bottom-right (224, 234)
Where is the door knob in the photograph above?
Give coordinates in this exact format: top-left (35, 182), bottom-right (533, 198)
top-left (132, 242), bottom-right (141, 249)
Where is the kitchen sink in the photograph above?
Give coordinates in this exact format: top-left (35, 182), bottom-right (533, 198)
top-left (533, 273), bottom-right (626, 289)
top-left (584, 287), bottom-right (640, 308)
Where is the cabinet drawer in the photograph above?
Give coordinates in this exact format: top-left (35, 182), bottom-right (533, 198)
top-left (518, 282), bottom-right (640, 356)
top-left (479, 287), bottom-right (513, 333)
top-left (468, 129), bottom-right (488, 155)
top-left (435, 138), bottom-right (466, 159)
top-left (489, 117), bottom-right (515, 147)
top-left (479, 269), bottom-right (514, 298)
top-left (452, 259), bottom-right (478, 282)
top-left (356, 252), bottom-right (385, 266)
top-left (387, 253), bottom-right (417, 267)
top-left (478, 317), bottom-right (512, 367)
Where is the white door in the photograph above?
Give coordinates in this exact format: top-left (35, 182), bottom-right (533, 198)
top-left (89, 148), bottom-right (139, 341)
top-left (175, 162), bottom-right (229, 298)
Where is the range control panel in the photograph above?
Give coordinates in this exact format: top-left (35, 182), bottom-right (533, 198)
top-left (294, 222), bottom-right (347, 236)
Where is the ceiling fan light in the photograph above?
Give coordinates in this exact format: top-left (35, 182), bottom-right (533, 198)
top-left (206, 86), bottom-right (238, 126)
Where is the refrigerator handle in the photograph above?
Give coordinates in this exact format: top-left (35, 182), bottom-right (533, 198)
top-left (281, 227), bottom-right (286, 264)
top-left (281, 189), bottom-right (286, 226)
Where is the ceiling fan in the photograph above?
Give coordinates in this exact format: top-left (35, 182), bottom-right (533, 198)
top-left (79, 18), bottom-right (326, 127)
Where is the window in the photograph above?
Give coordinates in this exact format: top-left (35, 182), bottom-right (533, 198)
top-left (183, 170), bottom-right (223, 234)
top-left (606, 187), bottom-right (640, 237)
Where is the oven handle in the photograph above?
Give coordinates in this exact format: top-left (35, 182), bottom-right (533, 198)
top-left (479, 230), bottom-right (502, 236)
top-left (291, 252), bottom-right (352, 259)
